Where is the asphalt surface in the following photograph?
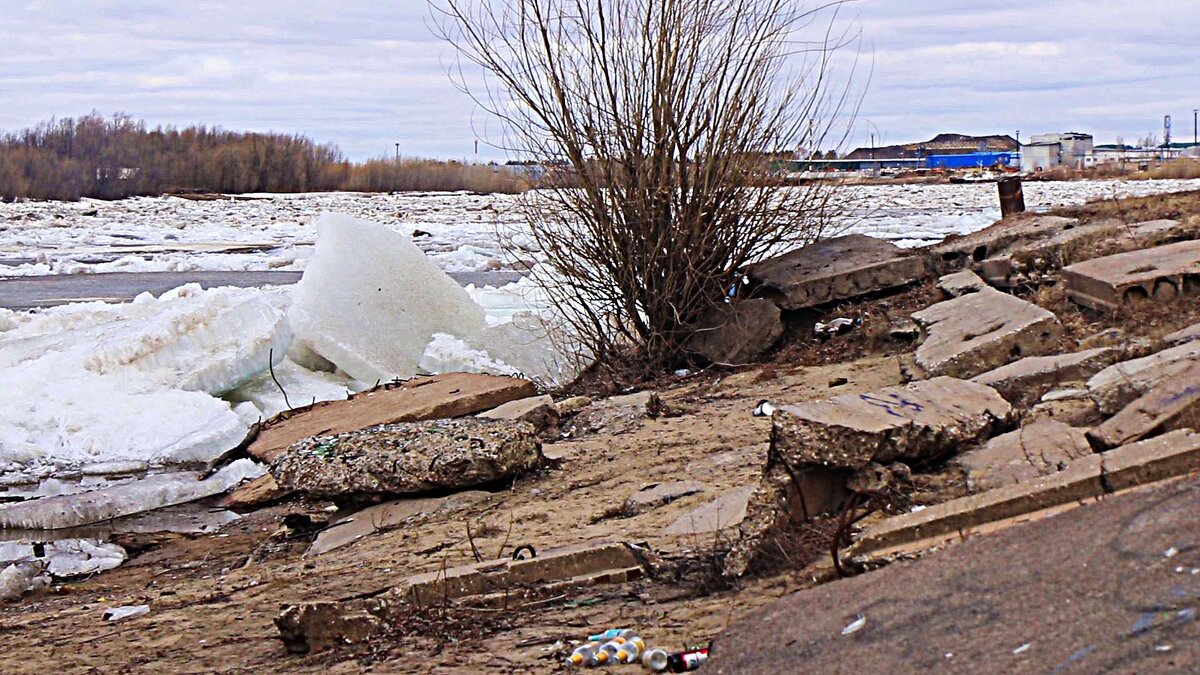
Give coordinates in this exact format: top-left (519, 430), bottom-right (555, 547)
top-left (0, 270), bottom-right (525, 310)
top-left (709, 474), bottom-right (1200, 674)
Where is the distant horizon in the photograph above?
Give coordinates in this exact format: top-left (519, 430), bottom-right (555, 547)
top-left (3, 1), bottom-right (1199, 161)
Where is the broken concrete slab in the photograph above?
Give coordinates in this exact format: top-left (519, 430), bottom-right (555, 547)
top-left (936, 269), bottom-right (986, 297)
top-left (1087, 339), bottom-right (1200, 415)
top-left (769, 377), bottom-right (1013, 471)
top-left (911, 288), bottom-right (1061, 378)
top-left (276, 600), bottom-right (388, 654)
top-left (956, 420), bottom-right (1093, 493)
top-left (848, 429), bottom-right (1200, 560)
top-left (219, 474), bottom-right (289, 510)
top-left (724, 377), bottom-right (1011, 576)
top-left (1064, 239), bottom-right (1200, 310)
top-left (746, 234), bottom-right (926, 310)
top-left (663, 485), bottom-right (754, 536)
top-left (930, 215), bottom-right (1080, 269)
top-left (1087, 361), bottom-right (1200, 449)
top-left (971, 347), bottom-right (1122, 409)
top-left (684, 298), bottom-right (783, 365)
top-left (270, 418), bottom-right (543, 499)
top-left (568, 391), bottom-right (662, 436)
top-left (307, 491), bottom-right (491, 556)
top-left (621, 481), bottom-right (706, 516)
top-left (478, 395), bottom-right (559, 435)
top-left (1165, 321), bottom-right (1200, 346)
top-left (1025, 396), bottom-right (1102, 428)
top-left (248, 373), bottom-right (537, 462)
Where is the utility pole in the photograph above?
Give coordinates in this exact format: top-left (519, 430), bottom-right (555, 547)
top-left (1016, 129), bottom-right (1020, 145)
top-left (870, 131), bottom-right (876, 177)
top-left (394, 142), bottom-right (400, 163)
top-left (1194, 109), bottom-right (1197, 148)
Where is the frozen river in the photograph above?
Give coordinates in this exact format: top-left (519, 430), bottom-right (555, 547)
top-left (2, 179), bottom-right (1199, 278)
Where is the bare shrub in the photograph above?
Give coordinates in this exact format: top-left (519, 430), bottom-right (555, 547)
top-left (435, 0), bottom-right (859, 373)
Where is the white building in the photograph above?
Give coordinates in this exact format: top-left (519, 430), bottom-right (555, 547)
top-left (1021, 132), bottom-right (1094, 172)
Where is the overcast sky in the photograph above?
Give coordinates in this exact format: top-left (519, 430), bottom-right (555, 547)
top-left (2, 0), bottom-right (1198, 160)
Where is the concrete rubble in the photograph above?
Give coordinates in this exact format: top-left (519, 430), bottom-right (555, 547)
top-left (848, 429), bottom-right (1200, 560)
top-left (956, 419), bottom-right (1093, 493)
top-left (725, 377), bottom-right (1012, 576)
top-left (746, 234), bottom-right (926, 310)
top-left (1164, 321), bottom-right (1200, 345)
top-left (477, 394), bottom-right (560, 436)
top-left (566, 390), bottom-right (663, 436)
top-left (275, 541), bottom-right (655, 653)
top-left (269, 418), bottom-right (545, 499)
top-left (971, 346), bottom-right (1123, 409)
top-left (936, 269), bottom-right (986, 297)
top-left (1064, 239), bottom-right (1200, 310)
top-left (248, 373), bottom-right (537, 462)
top-left (911, 287), bottom-right (1062, 378)
top-left (663, 485), bottom-right (755, 536)
top-left (307, 491), bottom-right (492, 556)
top-left (684, 298), bottom-right (783, 365)
top-left (1086, 339), bottom-right (1200, 415)
top-left (1087, 361), bottom-right (1200, 449)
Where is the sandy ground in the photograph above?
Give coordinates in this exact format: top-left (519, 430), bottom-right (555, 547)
top-left (0, 352), bottom-right (910, 674)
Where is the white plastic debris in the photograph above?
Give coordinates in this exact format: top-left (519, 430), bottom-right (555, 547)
top-left (0, 459), bottom-right (265, 530)
top-left (103, 605), bottom-right (150, 621)
top-left (289, 212), bottom-right (486, 383)
top-left (1012, 643), bottom-right (1032, 655)
top-left (841, 615), bottom-right (867, 636)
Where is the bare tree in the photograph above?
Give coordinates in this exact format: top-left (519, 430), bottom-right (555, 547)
top-left (435, 0), bottom-right (859, 374)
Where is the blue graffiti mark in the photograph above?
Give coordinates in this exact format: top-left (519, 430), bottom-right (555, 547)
top-left (859, 393), bottom-right (925, 418)
top-left (1130, 612), bottom-right (1158, 636)
top-left (1163, 384), bottom-right (1200, 405)
top-left (1052, 644), bottom-right (1098, 673)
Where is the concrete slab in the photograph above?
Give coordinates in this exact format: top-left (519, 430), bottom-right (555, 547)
top-left (724, 377), bottom-right (1011, 576)
top-left (936, 269), bottom-right (985, 297)
top-left (1087, 339), bottom-right (1200, 415)
top-left (971, 346), bottom-right (1122, 408)
top-left (622, 481), bottom-right (706, 516)
top-left (746, 234), bottom-right (926, 310)
top-left (911, 288), bottom-right (1061, 378)
top-left (248, 373), bottom-right (537, 462)
top-left (1064, 239), bottom-right (1200, 310)
top-left (478, 395), bottom-right (559, 435)
top-left (929, 215), bottom-right (1080, 267)
top-left (957, 420), bottom-right (1093, 493)
top-left (1087, 361), bottom-right (1200, 449)
top-left (307, 491), bottom-right (491, 556)
top-left (848, 429), bottom-right (1200, 559)
top-left (1165, 321), bottom-right (1200, 346)
top-left (663, 485), bottom-right (754, 536)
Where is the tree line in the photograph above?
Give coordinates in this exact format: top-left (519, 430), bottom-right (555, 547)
top-left (0, 113), bottom-right (527, 201)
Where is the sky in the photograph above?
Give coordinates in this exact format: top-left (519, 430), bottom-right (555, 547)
top-left (1, 0), bottom-right (1199, 161)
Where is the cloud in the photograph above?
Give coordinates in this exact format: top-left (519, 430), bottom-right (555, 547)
top-left (1, 0), bottom-right (1198, 159)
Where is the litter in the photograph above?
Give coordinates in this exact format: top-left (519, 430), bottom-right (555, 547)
top-left (643, 646), bottom-right (710, 672)
top-left (102, 605), bottom-right (150, 621)
top-left (841, 615), bottom-right (867, 636)
top-left (814, 316), bottom-right (862, 341)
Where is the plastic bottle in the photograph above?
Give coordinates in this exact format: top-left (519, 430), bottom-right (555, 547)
top-left (595, 638), bottom-right (628, 664)
top-left (564, 642), bottom-right (601, 667)
top-left (587, 628), bottom-right (634, 642)
top-left (614, 636), bottom-right (644, 664)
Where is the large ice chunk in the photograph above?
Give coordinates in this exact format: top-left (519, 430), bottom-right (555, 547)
top-left (0, 459), bottom-right (264, 530)
top-left (289, 213), bottom-right (487, 383)
top-left (0, 286), bottom-right (289, 471)
top-left (226, 359), bottom-right (352, 419)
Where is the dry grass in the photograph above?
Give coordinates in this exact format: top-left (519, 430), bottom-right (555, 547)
top-left (1049, 189), bottom-right (1200, 226)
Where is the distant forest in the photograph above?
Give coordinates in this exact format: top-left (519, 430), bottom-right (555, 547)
top-left (0, 114), bottom-right (527, 201)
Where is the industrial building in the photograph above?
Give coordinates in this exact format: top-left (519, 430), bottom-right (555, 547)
top-left (1020, 132), bottom-right (1094, 172)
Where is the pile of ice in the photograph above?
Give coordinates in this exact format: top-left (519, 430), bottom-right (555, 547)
top-left (0, 212), bottom-right (579, 484)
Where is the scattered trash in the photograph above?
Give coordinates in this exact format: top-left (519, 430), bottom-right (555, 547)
top-left (674, 369), bottom-right (693, 378)
top-left (643, 646), bottom-right (710, 672)
top-left (565, 629), bottom-right (667, 668)
top-left (828, 377), bottom-right (849, 388)
top-left (814, 317), bottom-right (862, 341)
top-left (1164, 546), bottom-right (1179, 558)
top-left (1155, 644), bottom-right (1173, 652)
top-left (1012, 643), bottom-right (1032, 655)
top-left (841, 615), bottom-right (867, 636)
top-left (752, 399), bottom-right (777, 417)
top-left (102, 605), bottom-right (150, 621)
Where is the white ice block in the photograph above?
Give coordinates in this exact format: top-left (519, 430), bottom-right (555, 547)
top-left (288, 213), bottom-right (487, 383)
